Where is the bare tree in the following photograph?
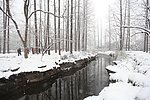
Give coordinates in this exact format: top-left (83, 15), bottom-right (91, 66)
top-left (74, 0), bottom-right (77, 51)
top-left (84, 0), bottom-right (88, 51)
top-left (77, 0), bottom-right (80, 51)
top-left (54, 0), bottom-right (57, 53)
top-left (38, 0), bottom-right (42, 53)
top-left (81, 0), bottom-right (88, 51)
top-left (82, 0), bottom-right (86, 51)
top-left (0, 0), bottom-right (29, 58)
top-left (70, 0), bottom-right (73, 54)
top-left (24, 0), bottom-right (30, 58)
top-left (120, 0), bottom-right (123, 50)
top-left (44, 0), bottom-right (47, 53)
top-left (47, 0), bottom-right (50, 55)
top-left (126, 0), bottom-right (131, 51)
top-left (66, 0), bottom-right (70, 52)
top-left (7, 14), bottom-right (9, 53)
top-left (62, 1), bottom-right (66, 51)
top-left (0, 35), bottom-right (1, 53)
top-left (144, 0), bottom-right (149, 52)
top-left (34, 0), bottom-right (38, 54)
top-left (122, 0), bottom-right (127, 50)
top-left (58, 0), bottom-right (61, 55)
top-left (108, 6), bottom-right (111, 50)
top-left (3, 0), bottom-right (6, 54)
top-left (6, 0), bottom-right (10, 53)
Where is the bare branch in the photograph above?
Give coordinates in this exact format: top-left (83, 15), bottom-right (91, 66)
top-left (123, 25), bottom-right (150, 35)
top-left (28, 9), bottom-right (65, 19)
top-left (42, 38), bottom-right (75, 56)
top-left (0, 7), bottom-right (25, 44)
top-left (131, 32), bottom-right (143, 37)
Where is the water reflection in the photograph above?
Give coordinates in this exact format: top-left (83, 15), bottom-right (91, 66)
top-left (18, 55), bottom-right (112, 100)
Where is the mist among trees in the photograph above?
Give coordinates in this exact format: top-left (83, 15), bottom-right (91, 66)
top-left (0, 0), bottom-right (95, 58)
top-left (0, 0), bottom-right (150, 58)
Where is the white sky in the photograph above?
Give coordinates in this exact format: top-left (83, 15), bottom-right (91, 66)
top-left (92, 0), bottom-right (116, 45)
top-left (93, 0), bottom-right (116, 18)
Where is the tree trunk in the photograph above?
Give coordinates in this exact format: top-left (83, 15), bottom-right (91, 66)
top-left (7, 16), bottom-right (9, 53)
top-left (0, 35), bottom-right (1, 53)
top-left (24, 0), bottom-right (30, 58)
top-left (44, 0), bottom-right (47, 54)
top-left (58, 0), bottom-right (61, 55)
top-left (85, 0), bottom-right (88, 51)
top-left (108, 6), bottom-right (111, 50)
top-left (70, 0), bottom-right (73, 54)
top-left (144, 0), bottom-right (149, 52)
top-left (74, 0), bottom-right (77, 51)
top-left (34, 0), bottom-right (38, 54)
top-left (47, 0), bottom-right (50, 55)
top-left (3, 0), bottom-right (7, 54)
top-left (122, 0), bottom-right (127, 48)
top-left (82, 0), bottom-right (86, 51)
top-left (38, 0), bottom-right (42, 53)
top-left (97, 20), bottom-right (100, 48)
top-left (5, 0), bottom-right (10, 53)
top-left (100, 20), bottom-right (102, 49)
top-left (77, 0), bottom-right (80, 51)
top-left (66, 0), bottom-right (70, 52)
top-left (127, 0), bottom-right (130, 51)
top-left (28, 4), bottom-right (32, 49)
top-left (54, 0), bottom-right (57, 53)
top-left (119, 0), bottom-right (123, 51)
top-left (62, 12), bottom-right (65, 51)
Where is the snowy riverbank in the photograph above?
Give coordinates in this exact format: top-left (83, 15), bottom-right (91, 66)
top-left (0, 51), bottom-right (95, 79)
top-left (84, 51), bottom-right (150, 100)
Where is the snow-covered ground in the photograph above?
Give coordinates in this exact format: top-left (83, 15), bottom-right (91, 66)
top-left (0, 51), bottom-right (95, 79)
top-left (84, 51), bottom-right (150, 100)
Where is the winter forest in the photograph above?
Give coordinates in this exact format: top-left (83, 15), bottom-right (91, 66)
top-left (0, 0), bottom-right (95, 58)
top-left (0, 0), bottom-right (150, 100)
top-left (0, 0), bottom-right (149, 57)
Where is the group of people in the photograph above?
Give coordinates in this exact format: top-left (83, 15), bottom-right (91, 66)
top-left (17, 47), bottom-right (39, 56)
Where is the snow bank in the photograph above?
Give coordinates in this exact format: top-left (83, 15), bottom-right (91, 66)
top-left (0, 51), bottom-right (95, 79)
top-left (85, 82), bottom-right (140, 100)
top-left (84, 51), bottom-right (150, 100)
top-left (135, 87), bottom-right (150, 100)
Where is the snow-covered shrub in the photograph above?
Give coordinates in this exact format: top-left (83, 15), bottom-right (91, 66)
top-left (60, 55), bottom-right (68, 60)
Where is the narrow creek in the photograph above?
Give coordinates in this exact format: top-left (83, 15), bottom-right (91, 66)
top-left (6, 55), bottom-right (113, 100)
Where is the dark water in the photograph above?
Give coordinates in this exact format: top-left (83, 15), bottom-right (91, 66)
top-left (17, 55), bottom-right (112, 100)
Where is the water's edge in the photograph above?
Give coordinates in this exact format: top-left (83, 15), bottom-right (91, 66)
top-left (0, 56), bottom-right (96, 100)
top-left (0, 55), bottom-right (113, 100)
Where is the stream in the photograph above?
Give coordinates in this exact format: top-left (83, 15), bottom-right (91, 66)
top-left (9, 55), bottom-right (113, 100)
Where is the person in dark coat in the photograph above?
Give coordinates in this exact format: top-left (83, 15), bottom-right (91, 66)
top-left (17, 48), bottom-right (22, 56)
top-left (32, 47), bottom-right (35, 54)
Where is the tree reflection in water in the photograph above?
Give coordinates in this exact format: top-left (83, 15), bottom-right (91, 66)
top-left (18, 55), bottom-right (113, 100)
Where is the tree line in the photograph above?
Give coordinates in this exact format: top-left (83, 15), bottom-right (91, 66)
top-left (0, 0), bottom-right (94, 58)
top-left (105, 0), bottom-right (150, 52)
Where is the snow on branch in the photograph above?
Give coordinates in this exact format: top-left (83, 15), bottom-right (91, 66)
top-left (123, 26), bottom-right (150, 36)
